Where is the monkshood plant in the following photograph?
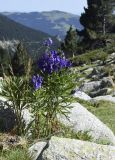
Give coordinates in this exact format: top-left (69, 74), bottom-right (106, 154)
top-left (31, 38), bottom-right (75, 138)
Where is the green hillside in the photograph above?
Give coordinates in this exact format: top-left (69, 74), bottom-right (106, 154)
top-left (0, 14), bottom-right (50, 41)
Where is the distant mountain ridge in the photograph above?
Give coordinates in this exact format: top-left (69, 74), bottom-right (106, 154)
top-left (0, 14), bottom-right (51, 41)
top-left (0, 14), bottom-right (58, 56)
top-left (1, 11), bottom-right (82, 38)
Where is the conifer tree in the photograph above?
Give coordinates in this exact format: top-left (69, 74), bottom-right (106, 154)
top-left (77, 0), bottom-right (114, 48)
top-left (0, 48), bottom-right (11, 76)
top-left (61, 26), bottom-right (78, 57)
top-left (99, 0), bottom-right (114, 35)
top-left (11, 42), bottom-right (30, 76)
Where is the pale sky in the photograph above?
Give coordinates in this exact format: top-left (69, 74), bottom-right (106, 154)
top-left (0, 0), bottom-right (87, 15)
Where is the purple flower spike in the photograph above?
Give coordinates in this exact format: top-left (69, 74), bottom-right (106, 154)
top-left (38, 50), bottom-right (72, 74)
top-left (66, 60), bottom-right (72, 67)
top-left (43, 38), bottom-right (53, 47)
top-left (32, 75), bottom-right (43, 90)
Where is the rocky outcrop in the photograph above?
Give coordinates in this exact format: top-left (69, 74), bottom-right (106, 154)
top-left (42, 136), bottom-right (115, 160)
top-left (79, 77), bottom-right (114, 97)
top-left (77, 52), bottom-right (115, 98)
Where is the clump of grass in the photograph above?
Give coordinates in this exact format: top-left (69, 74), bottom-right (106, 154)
top-left (0, 148), bottom-right (31, 160)
top-left (91, 100), bottom-right (115, 134)
top-left (58, 124), bottom-right (92, 142)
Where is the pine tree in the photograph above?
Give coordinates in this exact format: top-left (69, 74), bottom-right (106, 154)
top-left (11, 42), bottom-right (30, 76)
top-left (61, 26), bottom-right (78, 57)
top-left (0, 48), bottom-right (11, 76)
top-left (77, 0), bottom-right (114, 49)
top-left (99, 0), bottom-right (114, 35)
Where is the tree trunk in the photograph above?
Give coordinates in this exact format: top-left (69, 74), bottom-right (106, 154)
top-left (103, 16), bottom-right (106, 36)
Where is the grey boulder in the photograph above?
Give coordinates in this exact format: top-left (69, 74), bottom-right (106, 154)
top-left (58, 102), bottom-right (115, 145)
top-left (42, 136), bottom-right (115, 160)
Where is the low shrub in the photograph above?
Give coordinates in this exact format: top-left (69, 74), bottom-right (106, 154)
top-left (72, 49), bottom-right (108, 66)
